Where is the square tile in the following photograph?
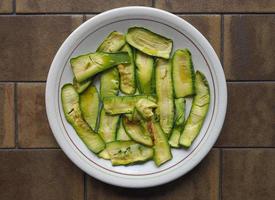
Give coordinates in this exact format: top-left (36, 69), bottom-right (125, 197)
top-left (0, 0), bottom-right (12, 13)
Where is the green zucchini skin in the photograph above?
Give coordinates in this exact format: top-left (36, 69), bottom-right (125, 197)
top-left (172, 49), bottom-right (195, 98)
top-left (79, 84), bottom-right (100, 130)
top-left (73, 77), bottom-right (92, 93)
top-left (122, 117), bottom-right (153, 147)
top-left (61, 84), bottom-right (105, 153)
top-left (126, 27), bottom-right (173, 59)
top-left (118, 44), bottom-right (136, 94)
top-left (168, 98), bottom-right (186, 148)
top-left (116, 119), bottom-right (131, 141)
top-left (103, 95), bottom-right (156, 115)
top-left (155, 58), bottom-right (174, 136)
top-left (106, 141), bottom-right (153, 166)
top-left (97, 31), bottom-right (126, 53)
top-left (179, 71), bottom-right (210, 148)
top-left (71, 52), bottom-right (130, 82)
top-left (135, 50), bottom-right (154, 94)
top-left (147, 121), bottom-right (172, 166)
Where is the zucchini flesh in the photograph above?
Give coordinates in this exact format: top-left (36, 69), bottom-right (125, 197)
top-left (103, 95), bottom-right (156, 115)
top-left (135, 98), bottom-right (158, 120)
top-left (122, 117), bottom-right (153, 147)
top-left (98, 149), bottom-right (110, 160)
top-left (97, 31), bottom-right (126, 53)
top-left (172, 49), bottom-right (195, 97)
top-left (169, 98), bottom-right (186, 148)
top-left (116, 119), bottom-right (131, 141)
top-left (106, 141), bottom-right (153, 166)
top-left (79, 85), bottom-right (100, 130)
top-left (135, 50), bottom-right (154, 94)
top-left (71, 52), bottom-right (130, 82)
top-left (61, 84), bottom-right (105, 153)
top-left (126, 27), bottom-right (173, 59)
top-left (179, 71), bottom-right (210, 148)
top-left (147, 121), bottom-right (172, 166)
top-left (73, 77), bottom-right (92, 93)
top-left (118, 44), bottom-right (136, 94)
top-left (100, 68), bottom-right (119, 98)
top-left (155, 58), bottom-right (174, 136)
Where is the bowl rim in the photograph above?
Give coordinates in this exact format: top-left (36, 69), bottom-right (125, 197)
top-left (46, 6), bottom-right (227, 188)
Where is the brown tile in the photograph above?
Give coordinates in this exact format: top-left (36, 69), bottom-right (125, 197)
top-left (155, 0), bottom-right (275, 13)
top-left (17, 83), bottom-right (58, 148)
top-left (87, 149), bottom-right (220, 200)
top-left (0, 149), bottom-right (84, 200)
top-left (0, 15), bottom-right (82, 81)
top-left (180, 15), bottom-right (221, 58)
top-left (223, 149), bottom-right (275, 200)
top-left (0, 83), bottom-right (15, 148)
top-left (16, 0), bottom-right (152, 13)
top-left (216, 83), bottom-right (275, 147)
top-left (224, 15), bottom-right (275, 80)
top-left (0, 0), bottom-right (12, 13)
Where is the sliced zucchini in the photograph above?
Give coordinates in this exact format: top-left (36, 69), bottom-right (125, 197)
top-left (172, 49), bottom-right (195, 98)
top-left (71, 52), bottom-right (130, 82)
top-left (179, 71), bottom-right (210, 148)
top-left (61, 84), bottom-right (105, 153)
top-left (135, 98), bottom-right (158, 120)
top-left (100, 68), bottom-right (119, 98)
top-left (98, 108), bottom-right (120, 143)
top-left (98, 149), bottom-right (110, 160)
top-left (103, 95), bottom-right (156, 115)
top-left (106, 141), bottom-right (153, 166)
top-left (122, 117), bottom-right (153, 146)
top-left (155, 58), bottom-right (174, 136)
top-left (118, 44), bottom-right (136, 94)
top-left (135, 50), bottom-right (154, 94)
top-left (73, 77), bottom-right (92, 93)
top-left (79, 85), bottom-right (100, 130)
top-left (169, 98), bottom-right (186, 148)
top-left (126, 27), bottom-right (173, 59)
top-left (116, 119), bottom-right (131, 141)
top-left (97, 31), bottom-right (125, 53)
top-left (147, 121), bottom-right (172, 166)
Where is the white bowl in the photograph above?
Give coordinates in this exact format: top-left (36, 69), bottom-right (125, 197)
top-left (46, 6), bottom-right (227, 188)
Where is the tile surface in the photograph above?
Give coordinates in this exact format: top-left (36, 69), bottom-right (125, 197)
top-left (17, 83), bottom-right (58, 148)
top-left (0, 83), bottom-right (15, 148)
top-left (0, 150), bottom-right (84, 200)
top-left (224, 15), bottom-right (275, 80)
top-left (16, 0), bottom-right (152, 13)
top-left (0, 15), bottom-right (82, 81)
top-left (223, 149), bottom-right (275, 200)
top-left (87, 149), bottom-right (220, 200)
top-left (0, 0), bottom-right (13, 13)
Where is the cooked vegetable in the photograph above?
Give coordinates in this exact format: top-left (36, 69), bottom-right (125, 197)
top-left (71, 52), bottom-right (130, 82)
top-left (135, 98), bottom-right (158, 120)
top-left (73, 77), bottom-right (92, 93)
top-left (122, 117), bottom-right (153, 146)
top-left (100, 68), bottom-right (119, 98)
top-left (147, 121), bottom-right (172, 166)
top-left (103, 95), bottom-right (156, 115)
top-left (169, 98), bottom-right (186, 148)
top-left (98, 149), bottom-right (110, 160)
top-left (172, 49), bottom-right (195, 98)
top-left (116, 119), bottom-right (131, 141)
top-left (135, 50), bottom-right (154, 94)
top-left (61, 84), bottom-right (105, 153)
top-left (179, 71), bottom-right (210, 148)
top-left (97, 31), bottom-right (126, 52)
top-left (155, 58), bottom-right (174, 136)
top-left (106, 141), bottom-right (153, 165)
top-left (126, 27), bottom-right (173, 59)
top-left (79, 85), bottom-right (100, 130)
top-left (118, 44), bottom-right (136, 94)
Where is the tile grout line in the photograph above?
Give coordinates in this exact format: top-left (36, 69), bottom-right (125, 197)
top-left (12, 0), bottom-right (16, 15)
top-left (84, 173), bottom-right (88, 200)
top-left (152, 0), bottom-right (156, 7)
top-left (219, 149), bottom-right (223, 200)
top-left (221, 14), bottom-right (224, 68)
top-left (14, 83), bottom-right (18, 148)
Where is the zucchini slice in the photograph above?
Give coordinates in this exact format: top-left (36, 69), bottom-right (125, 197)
top-left (71, 52), bottom-right (130, 82)
top-left (172, 49), bottom-right (195, 97)
top-left (97, 31), bottom-right (126, 53)
top-left (179, 71), bottom-right (210, 148)
top-left (61, 84), bottom-right (105, 153)
top-left (147, 121), bottom-right (172, 166)
top-left (126, 27), bottom-right (173, 59)
top-left (100, 68), bottom-right (119, 98)
top-left (169, 98), bottom-right (186, 148)
top-left (106, 141), bottom-right (153, 166)
top-left (103, 95), bottom-right (156, 115)
top-left (122, 117), bottom-right (153, 147)
top-left (155, 58), bottom-right (174, 136)
top-left (98, 149), bottom-right (110, 160)
top-left (135, 98), bottom-right (158, 120)
top-left (116, 119), bottom-right (131, 141)
top-left (73, 77), bottom-right (92, 93)
top-left (118, 44), bottom-right (136, 94)
top-left (135, 50), bottom-right (154, 94)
